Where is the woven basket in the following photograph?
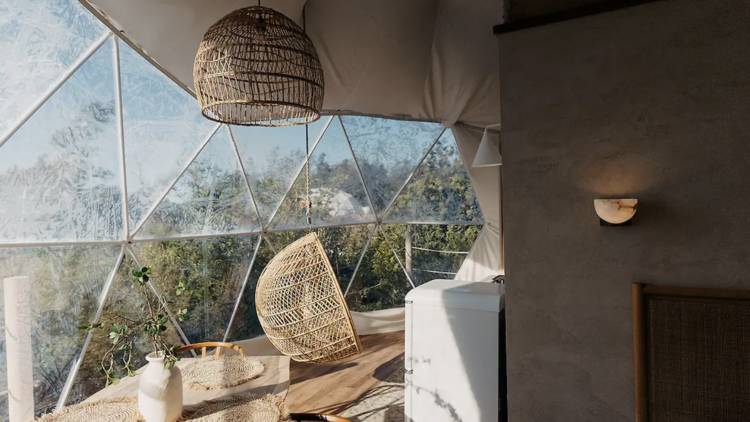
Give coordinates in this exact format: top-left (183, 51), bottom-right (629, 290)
top-left (256, 233), bottom-right (361, 363)
top-left (194, 6), bottom-right (324, 127)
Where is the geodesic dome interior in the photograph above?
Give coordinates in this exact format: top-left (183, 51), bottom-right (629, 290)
top-left (0, 0), bottom-right (490, 417)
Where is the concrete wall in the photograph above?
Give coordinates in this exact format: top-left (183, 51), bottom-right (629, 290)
top-left (499, 1), bottom-right (750, 421)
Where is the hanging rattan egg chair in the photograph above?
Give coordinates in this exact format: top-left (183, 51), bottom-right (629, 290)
top-left (255, 232), bottom-right (362, 363)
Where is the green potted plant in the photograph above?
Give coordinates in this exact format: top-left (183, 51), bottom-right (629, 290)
top-left (86, 267), bottom-right (188, 422)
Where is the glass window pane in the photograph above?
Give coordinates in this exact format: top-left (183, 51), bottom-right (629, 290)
top-left (71, 252), bottom-right (183, 404)
top-left (225, 237), bottom-right (275, 342)
top-left (384, 130), bottom-right (484, 223)
top-left (0, 38), bottom-right (122, 243)
top-left (341, 116), bottom-right (444, 216)
top-left (136, 127), bottom-right (260, 239)
top-left (119, 42), bottom-right (218, 232)
top-left (231, 118), bottom-right (330, 225)
top-left (345, 228), bottom-right (411, 312)
top-left (0, 0), bottom-right (108, 140)
top-left (0, 245), bottom-right (121, 418)
top-left (131, 236), bottom-right (258, 344)
top-left (266, 225), bottom-right (374, 292)
top-left (380, 224), bottom-right (482, 286)
top-left (270, 118), bottom-right (376, 230)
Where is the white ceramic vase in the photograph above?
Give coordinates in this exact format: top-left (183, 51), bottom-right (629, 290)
top-left (138, 352), bottom-right (183, 422)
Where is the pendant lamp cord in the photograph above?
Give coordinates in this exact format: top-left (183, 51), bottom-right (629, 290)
top-left (302, 5), bottom-right (311, 232)
top-left (305, 124), bottom-right (312, 231)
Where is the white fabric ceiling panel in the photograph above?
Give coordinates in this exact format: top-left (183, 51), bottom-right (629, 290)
top-left (306, 0), bottom-right (439, 120)
top-left (84, 0), bottom-right (502, 127)
top-left (84, 0), bottom-right (306, 90)
top-left (420, 0), bottom-right (505, 126)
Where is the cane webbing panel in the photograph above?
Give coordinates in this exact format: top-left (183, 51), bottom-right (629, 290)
top-left (256, 232), bottom-right (361, 363)
top-left (647, 297), bottom-right (750, 422)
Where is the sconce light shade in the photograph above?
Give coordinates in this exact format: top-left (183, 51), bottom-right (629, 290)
top-left (472, 130), bottom-right (502, 167)
top-left (594, 199), bottom-right (638, 225)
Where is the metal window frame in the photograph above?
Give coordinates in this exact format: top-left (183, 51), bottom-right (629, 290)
top-left (338, 115), bottom-right (377, 218)
top-left (55, 245), bottom-right (125, 410)
top-left (264, 116), bottom-right (333, 228)
top-left (379, 225), bottom-right (416, 289)
top-left (0, 4), bottom-right (491, 407)
top-left (128, 123), bottom-right (222, 239)
top-left (223, 236), bottom-right (263, 342)
top-left (114, 38), bottom-right (131, 239)
top-left (125, 246), bottom-right (194, 350)
top-left (227, 127), bottom-right (265, 231)
top-left (343, 224), bottom-right (377, 297)
top-left (380, 128), bottom-right (446, 219)
top-left (0, 31), bottom-right (114, 151)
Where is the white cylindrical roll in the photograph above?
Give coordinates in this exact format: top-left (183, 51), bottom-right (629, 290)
top-left (4, 276), bottom-right (34, 422)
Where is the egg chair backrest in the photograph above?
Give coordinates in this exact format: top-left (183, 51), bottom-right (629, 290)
top-left (255, 232), bottom-right (362, 363)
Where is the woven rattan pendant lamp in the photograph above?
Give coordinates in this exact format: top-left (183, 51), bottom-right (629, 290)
top-left (194, 3), bottom-right (324, 127)
top-left (255, 126), bottom-right (362, 364)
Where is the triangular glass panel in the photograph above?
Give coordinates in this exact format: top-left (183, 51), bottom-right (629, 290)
top-left (384, 130), bottom-right (484, 223)
top-left (131, 235), bottom-right (257, 343)
top-left (230, 117), bottom-right (330, 225)
top-left (0, 38), bottom-right (122, 243)
top-left (0, 0), bottom-right (109, 140)
top-left (269, 118), bottom-right (376, 230)
top-left (0, 245), bottom-right (122, 415)
top-left (225, 237), bottom-right (276, 342)
top-left (266, 224), bottom-right (374, 292)
top-left (71, 251), bottom-right (183, 404)
top-left (341, 116), bottom-right (444, 217)
top-left (379, 223), bottom-right (482, 286)
top-left (345, 226), bottom-right (412, 312)
top-left (119, 41), bottom-right (218, 232)
top-left (136, 127), bottom-right (260, 239)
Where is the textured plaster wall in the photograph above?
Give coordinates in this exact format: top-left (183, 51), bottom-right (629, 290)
top-left (498, 1), bottom-right (750, 421)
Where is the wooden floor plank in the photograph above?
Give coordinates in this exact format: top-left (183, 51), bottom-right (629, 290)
top-left (285, 331), bottom-right (405, 414)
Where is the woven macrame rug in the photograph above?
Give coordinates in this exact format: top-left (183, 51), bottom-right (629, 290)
top-left (182, 356), bottom-right (265, 390)
top-left (36, 397), bottom-right (142, 422)
top-left (180, 393), bottom-right (290, 422)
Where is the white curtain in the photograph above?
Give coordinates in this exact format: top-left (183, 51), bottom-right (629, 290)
top-left (452, 125), bottom-right (503, 279)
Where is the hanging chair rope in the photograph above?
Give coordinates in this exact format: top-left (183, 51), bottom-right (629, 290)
top-left (303, 6), bottom-right (313, 232)
top-left (305, 123), bottom-right (312, 230)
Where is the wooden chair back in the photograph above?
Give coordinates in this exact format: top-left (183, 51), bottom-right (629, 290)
top-left (289, 414), bottom-right (351, 422)
top-left (177, 342), bottom-right (244, 358)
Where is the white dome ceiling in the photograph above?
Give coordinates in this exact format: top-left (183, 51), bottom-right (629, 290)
top-left (83, 0), bottom-right (504, 127)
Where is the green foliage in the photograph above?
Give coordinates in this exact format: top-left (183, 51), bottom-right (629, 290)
top-left (85, 266), bottom-right (185, 387)
top-left (133, 236), bottom-right (256, 344)
top-left (0, 114), bottom-right (483, 415)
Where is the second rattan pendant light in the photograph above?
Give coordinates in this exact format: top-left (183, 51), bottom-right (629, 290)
top-left (194, 5), bottom-right (324, 126)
